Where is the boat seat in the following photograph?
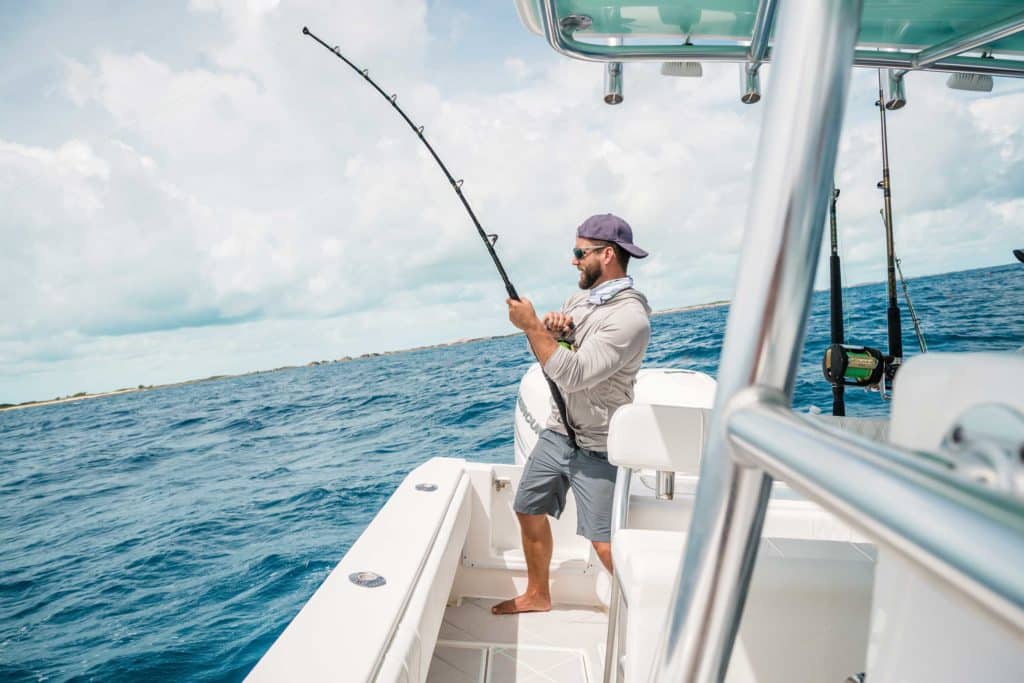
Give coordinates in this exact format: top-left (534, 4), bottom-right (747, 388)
top-left (612, 531), bottom-right (875, 681)
top-left (607, 403), bottom-right (710, 474)
top-left (608, 403), bottom-right (875, 682)
top-left (613, 529), bottom-right (686, 608)
top-left (864, 352), bottom-right (1024, 683)
top-left (890, 351), bottom-right (1024, 451)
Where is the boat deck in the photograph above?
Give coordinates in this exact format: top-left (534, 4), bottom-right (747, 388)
top-left (427, 598), bottom-right (609, 683)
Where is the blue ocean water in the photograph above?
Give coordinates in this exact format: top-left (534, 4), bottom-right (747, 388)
top-left (1, 263), bottom-right (1020, 681)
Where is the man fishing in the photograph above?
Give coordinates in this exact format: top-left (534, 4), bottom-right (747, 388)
top-left (300, 31), bottom-right (651, 616)
top-left (494, 213), bottom-right (652, 615)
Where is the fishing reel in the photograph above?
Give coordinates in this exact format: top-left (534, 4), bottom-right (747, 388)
top-left (822, 344), bottom-right (886, 389)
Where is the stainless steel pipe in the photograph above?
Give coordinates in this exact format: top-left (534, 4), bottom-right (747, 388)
top-left (603, 467), bottom-right (633, 683)
top-left (649, 1), bottom-right (864, 680)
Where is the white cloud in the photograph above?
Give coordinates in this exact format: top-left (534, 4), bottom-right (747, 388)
top-left (504, 57), bottom-right (531, 82)
top-left (2, 2), bottom-right (1023, 403)
top-left (65, 52), bottom-right (285, 166)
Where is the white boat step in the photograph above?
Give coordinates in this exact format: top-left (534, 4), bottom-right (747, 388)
top-left (462, 549), bottom-right (594, 574)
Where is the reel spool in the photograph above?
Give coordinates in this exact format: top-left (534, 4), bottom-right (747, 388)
top-left (823, 343), bottom-right (885, 388)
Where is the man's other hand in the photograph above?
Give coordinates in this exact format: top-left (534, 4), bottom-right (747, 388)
top-left (507, 297), bottom-right (542, 332)
top-left (542, 312), bottom-right (574, 337)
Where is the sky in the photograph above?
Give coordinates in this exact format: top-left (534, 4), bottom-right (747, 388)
top-left (2, 0), bottom-right (1022, 404)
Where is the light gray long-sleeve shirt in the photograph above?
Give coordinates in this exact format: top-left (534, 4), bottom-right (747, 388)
top-left (543, 288), bottom-right (651, 451)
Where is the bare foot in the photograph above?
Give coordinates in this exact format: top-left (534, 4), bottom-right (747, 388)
top-left (491, 593), bottom-right (551, 615)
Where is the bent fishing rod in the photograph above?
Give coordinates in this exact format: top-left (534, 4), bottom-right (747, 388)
top-left (303, 26), bottom-right (581, 446)
top-left (301, 26), bottom-right (519, 301)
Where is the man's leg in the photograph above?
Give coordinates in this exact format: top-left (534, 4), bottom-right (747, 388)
top-left (570, 450), bottom-right (618, 572)
top-left (493, 430), bottom-right (571, 615)
top-left (592, 540), bottom-right (613, 573)
top-left (491, 512), bottom-right (554, 614)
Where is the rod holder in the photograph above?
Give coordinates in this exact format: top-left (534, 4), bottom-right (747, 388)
top-left (604, 36), bottom-right (624, 104)
top-left (885, 69), bottom-right (907, 109)
top-left (740, 64), bottom-right (762, 104)
top-left (604, 62), bottom-right (624, 104)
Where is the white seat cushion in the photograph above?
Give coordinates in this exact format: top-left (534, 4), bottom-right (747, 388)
top-left (613, 529), bottom-right (686, 608)
top-left (612, 526), bottom-right (875, 682)
top-left (613, 529), bottom-right (686, 683)
top-left (890, 352), bottom-right (1024, 451)
top-left (608, 404), bottom-right (709, 474)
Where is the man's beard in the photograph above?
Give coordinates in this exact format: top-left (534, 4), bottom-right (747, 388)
top-left (578, 261), bottom-right (602, 290)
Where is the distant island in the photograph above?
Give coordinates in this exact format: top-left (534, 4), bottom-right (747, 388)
top-left (0, 299), bottom-right (728, 412)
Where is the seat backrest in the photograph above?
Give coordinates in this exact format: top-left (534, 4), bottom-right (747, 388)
top-left (890, 352), bottom-right (1024, 452)
top-left (608, 403), bottom-right (709, 473)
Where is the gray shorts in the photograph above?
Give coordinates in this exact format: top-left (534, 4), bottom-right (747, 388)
top-left (513, 429), bottom-right (618, 543)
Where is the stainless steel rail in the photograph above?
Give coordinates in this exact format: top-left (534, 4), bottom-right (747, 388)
top-left (728, 398), bottom-right (1024, 630)
top-left (746, 0), bottom-right (777, 70)
top-left (740, 0), bottom-right (777, 103)
top-left (603, 467), bottom-right (633, 683)
top-left (537, 0), bottom-right (1024, 78)
top-left (906, 9), bottom-right (1024, 74)
top-left (649, 1), bottom-right (864, 681)
top-left (892, 9), bottom-right (1024, 82)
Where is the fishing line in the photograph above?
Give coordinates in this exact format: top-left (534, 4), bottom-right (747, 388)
top-left (302, 27), bottom-right (581, 447)
top-left (839, 236), bottom-right (852, 333)
top-left (896, 256), bottom-right (927, 353)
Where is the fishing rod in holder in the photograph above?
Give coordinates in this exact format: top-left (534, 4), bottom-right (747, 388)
top-left (302, 26), bottom-right (582, 447)
top-left (822, 72), bottom-right (912, 402)
top-left (301, 26), bottom-right (519, 301)
top-left (824, 186), bottom-right (847, 416)
top-left (821, 186), bottom-right (887, 402)
top-left (879, 207), bottom-right (928, 353)
top-left (876, 68), bottom-right (904, 390)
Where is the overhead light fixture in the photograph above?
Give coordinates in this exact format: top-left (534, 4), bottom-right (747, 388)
top-left (946, 73), bottom-right (994, 92)
top-left (739, 64), bottom-right (761, 104)
top-left (660, 62), bottom-right (703, 77)
top-left (947, 51), bottom-right (995, 93)
top-left (885, 70), bottom-right (907, 109)
top-left (660, 36), bottom-right (703, 79)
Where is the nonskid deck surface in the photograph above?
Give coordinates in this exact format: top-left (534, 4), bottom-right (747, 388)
top-left (427, 598), bottom-right (608, 682)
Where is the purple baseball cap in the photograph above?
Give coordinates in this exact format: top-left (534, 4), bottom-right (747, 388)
top-left (577, 213), bottom-right (648, 258)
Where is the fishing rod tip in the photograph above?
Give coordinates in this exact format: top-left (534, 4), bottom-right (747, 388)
top-left (302, 26), bottom-right (310, 35)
